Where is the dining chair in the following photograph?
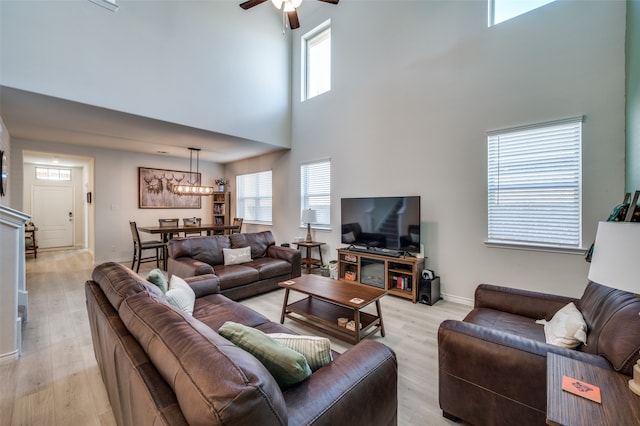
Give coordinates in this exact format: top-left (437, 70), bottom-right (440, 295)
top-left (183, 217), bottom-right (202, 237)
top-left (159, 217), bottom-right (180, 238)
top-left (158, 218), bottom-right (179, 227)
top-left (129, 221), bottom-right (165, 272)
top-left (232, 217), bottom-right (243, 234)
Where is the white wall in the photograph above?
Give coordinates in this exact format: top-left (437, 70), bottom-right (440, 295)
top-left (11, 138), bottom-right (225, 264)
top-left (0, 0), bottom-right (291, 147)
top-left (225, 0), bottom-right (627, 302)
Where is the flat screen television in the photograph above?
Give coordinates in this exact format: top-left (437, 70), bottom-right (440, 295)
top-left (341, 196), bottom-right (421, 254)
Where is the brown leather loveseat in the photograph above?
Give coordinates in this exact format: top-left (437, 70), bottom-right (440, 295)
top-left (167, 230), bottom-right (301, 300)
top-left (438, 281), bottom-right (640, 426)
top-left (86, 262), bottom-right (398, 425)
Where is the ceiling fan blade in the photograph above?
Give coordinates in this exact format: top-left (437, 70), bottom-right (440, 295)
top-left (239, 0), bottom-right (268, 10)
top-left (287, 10), bottom-right (300, 29)
top-left (316, 0), bottom-right (339, 4)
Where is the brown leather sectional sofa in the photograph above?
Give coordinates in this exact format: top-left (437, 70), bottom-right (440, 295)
top-left (167, 230), bottom-right (301, 300)
top-left (438, 282), bottom-right (640, 426)
top-left (86, 262), bottom-right (398, 425)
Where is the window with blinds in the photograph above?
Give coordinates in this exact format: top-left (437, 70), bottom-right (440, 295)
top-left (236, 171), bottom-right (272, 225)
top-left (301, 160), bottom-right (331, 229)
top-left (487, 117), bottom-right (582, 248)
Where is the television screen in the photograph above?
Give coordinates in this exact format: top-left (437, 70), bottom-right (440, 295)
top-left (341, 196), bottom-right (421, 254)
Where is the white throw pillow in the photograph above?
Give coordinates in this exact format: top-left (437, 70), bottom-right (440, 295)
top-left (536, 302), bottom-right (587, 349)
top-left (166, 275), bottom-right (196, 315)
top-left (268, 333), bottom-right (332, 371)
top-left (223, 246), bottom-right (252, 266)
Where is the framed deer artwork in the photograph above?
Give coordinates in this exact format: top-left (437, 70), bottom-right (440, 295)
top-left (138, 167), bottom-right (202, 209)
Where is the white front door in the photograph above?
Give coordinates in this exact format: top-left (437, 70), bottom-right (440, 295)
top-left (32, 185), bottom-right (74, 248)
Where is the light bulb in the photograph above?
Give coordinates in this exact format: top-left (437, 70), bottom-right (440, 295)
top-left (283, 1), bottom-right (295, 12)
top-left (271, 0), bottom-right (283, 9)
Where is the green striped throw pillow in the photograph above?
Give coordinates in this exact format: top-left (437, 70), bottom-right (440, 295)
top-left (268, 333), bottom-right (332, 371)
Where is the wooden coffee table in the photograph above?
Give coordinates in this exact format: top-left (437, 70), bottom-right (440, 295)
top-left (279, 274), bottom-right (386, 344)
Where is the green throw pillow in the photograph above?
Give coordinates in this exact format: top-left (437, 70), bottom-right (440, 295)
top-left (218, 321), bottom-right (312, 388)
top-left (146, 268), bottom-right (168, 293)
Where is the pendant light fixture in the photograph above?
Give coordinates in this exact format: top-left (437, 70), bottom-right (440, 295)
top-left (172, 148), bottom-right (214, 196)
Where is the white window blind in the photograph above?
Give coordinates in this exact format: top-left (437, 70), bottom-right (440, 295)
top-left (236, 171), bottom-right (272, 225)
top-left (487, 117), bottom-right (582, 248)
top-left (301, 160), bottom-right (331, 228)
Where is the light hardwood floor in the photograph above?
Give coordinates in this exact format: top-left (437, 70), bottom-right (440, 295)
top-left (1, 249), bottom-right (471, 426)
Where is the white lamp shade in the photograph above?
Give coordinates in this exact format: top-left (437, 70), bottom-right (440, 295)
top-left (587, 221), bottom-right (640, 294)
top-left (301, 209), bottom-right (317, 224)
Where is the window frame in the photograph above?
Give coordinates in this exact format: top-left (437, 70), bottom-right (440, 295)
top-left (236, 170), bottom-right (273, 226)
top-left (486, 116), bottom-right (584, 253)
top-left (35, 166), bottom-right (72, 181)
top-left (300, 159), bottom-right (331, 230)
top-left (488, 0), bottom-right (555, 27)
top-left (89, 0), bottom-right (118, 12)
top-left (301, 20), bottom-right (331, 102)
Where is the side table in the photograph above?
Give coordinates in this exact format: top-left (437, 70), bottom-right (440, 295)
top-left (293, 241), bottom-right (325, 274)
top-left (546, 353), bottom-right (640, 425)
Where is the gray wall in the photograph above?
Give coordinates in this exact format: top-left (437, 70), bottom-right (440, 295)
top-left (0, 0), bottom-right (291, 147)
top-left (251, 0), bottom-right (626, 302)
top-left (628, 0), bottom-right (640, 191)
top-left (0, 0), bottom-right (629, 303)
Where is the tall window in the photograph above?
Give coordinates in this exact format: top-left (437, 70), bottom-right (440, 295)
top-left (302, 20), bottom-right (331, 101)
top-left (301, 160), bottom-right (331, 229)
top-left (88, 0), bottom-right (118, 12)
top-left (236, 171), bottom-right (272, 225)
top-left (487, 117), bottom-right (582, 249)
top-left (488, 0), bottom-right (555, 26)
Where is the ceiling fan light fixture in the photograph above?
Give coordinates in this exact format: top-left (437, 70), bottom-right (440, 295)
top-left (282, 0), bottom-right (296, 12)
top-left (271, 0), bottom-right (283, 9)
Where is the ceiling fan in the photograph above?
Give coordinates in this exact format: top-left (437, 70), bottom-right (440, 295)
top-left (239, 0), bottom-right (339, 30)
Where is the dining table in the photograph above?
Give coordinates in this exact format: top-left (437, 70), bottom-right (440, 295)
top-left (137, 223), bottom-right (241, 269)
top-left (138, 223), bottom-right (240, 241)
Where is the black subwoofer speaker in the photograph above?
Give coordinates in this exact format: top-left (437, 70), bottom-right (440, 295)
top-left (418, 276), bottom-right (441, 306)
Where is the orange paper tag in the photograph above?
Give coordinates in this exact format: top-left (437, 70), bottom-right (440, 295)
top-left (562, 376), bottom-right (601, 403)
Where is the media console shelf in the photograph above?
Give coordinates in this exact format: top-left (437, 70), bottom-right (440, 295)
top-left (337, 248), bottom-right (425, 303)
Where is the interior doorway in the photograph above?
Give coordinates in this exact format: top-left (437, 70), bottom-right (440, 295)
top-left (22, 151), bottom-right (94, 254)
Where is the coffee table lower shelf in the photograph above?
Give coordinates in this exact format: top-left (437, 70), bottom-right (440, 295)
top-left (283, 297), bottom-right (382, 344)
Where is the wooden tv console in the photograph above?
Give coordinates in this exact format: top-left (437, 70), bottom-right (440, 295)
top-left (337, 248), bottom-right (425, 303)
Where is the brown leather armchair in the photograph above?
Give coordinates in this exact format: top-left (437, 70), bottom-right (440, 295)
top-left (438, 282), bottom-right (640, 426)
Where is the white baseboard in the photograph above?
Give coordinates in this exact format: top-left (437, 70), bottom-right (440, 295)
top-left (441, 293), bottom-right (474, 306)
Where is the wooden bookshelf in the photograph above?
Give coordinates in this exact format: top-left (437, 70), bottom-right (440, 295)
top-left (212, 192), bottom-right (230, 233)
